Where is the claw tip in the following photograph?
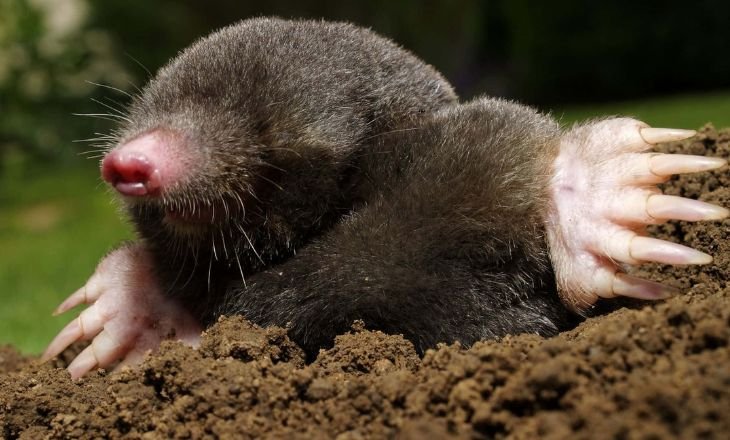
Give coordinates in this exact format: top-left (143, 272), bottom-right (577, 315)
top-left (640, 127), bottom-right (697, 144)
top-left (698, 254), bottom-right (713, 265)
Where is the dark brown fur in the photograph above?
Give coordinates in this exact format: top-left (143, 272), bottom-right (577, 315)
top-left (115, 18), bottom-right (577, 357)
top-left (219, 98), bottom-right (578, 355)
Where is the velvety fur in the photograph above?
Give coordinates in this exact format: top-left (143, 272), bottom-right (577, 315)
top-left (116, 17), bottom-right (578, 358)
top-left (219, 98), bottom-right (579, 356)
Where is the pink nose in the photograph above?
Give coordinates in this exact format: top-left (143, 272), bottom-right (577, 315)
top-left (102, 150), bottom-right (162, 196)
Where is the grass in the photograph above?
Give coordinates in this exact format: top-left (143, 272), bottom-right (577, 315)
top-left (1, 90), bottom-right (727, 355)
top-left (553, 90), bottom-right (730, 128)
top-left (0, 162), bottom-right (133, 354)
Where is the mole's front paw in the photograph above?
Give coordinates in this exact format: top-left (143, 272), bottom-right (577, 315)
top-left (42, 243), bottom-right (202, 379)
top-left (548, 118), bottom-right (728, 309)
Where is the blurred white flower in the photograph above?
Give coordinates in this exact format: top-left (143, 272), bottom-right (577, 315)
top-left (29, 0), bottom-right (89, 57)
top-left (0, 0), bottom-right (131, 159)
top-left (0, 0), bottom-right (130, 98)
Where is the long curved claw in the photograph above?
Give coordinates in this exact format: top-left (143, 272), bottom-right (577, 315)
top-left (650, 154), bottom-right (727, 176)
top-left (639, 127), bottom-right (696, 144)
top-left (42, 304), bottom-right (107, 362)
top-left (612, 273), bottom-right (679, 300)
top-left (53, 286), bottom-right (88, 316)
top-left (647, 194), bottom-right (729, 222)
top-left (601, 231), bottom-right (713, 266)
top-left (629, 236), bottom-right (713, 265)
top-left (67, 344), bottom-right (99, 379)
top-left (52, 274), bottom-right (105, 316)
top-left (611, 192), bottom-right (729, 225)
top-left (619, 153), bottom-right (727, 185)
top-left (549, 119), bottom-right (725, 309)
top-left (44, 245), bottom-right (204, 378)
top-left (67, 330), bottom-right (132, 379)
top-left (42, 318), bottom-right (83, 362)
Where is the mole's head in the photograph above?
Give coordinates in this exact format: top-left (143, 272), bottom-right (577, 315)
top-left (100, 18), bottom-right (455, 261)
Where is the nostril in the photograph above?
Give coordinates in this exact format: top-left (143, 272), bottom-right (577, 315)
top-left (102, 151), bottom-right (161, 196)
top-left (101, 130), bottom-right (186, 197)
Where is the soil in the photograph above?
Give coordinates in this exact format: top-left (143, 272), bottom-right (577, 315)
top-left (1, 125), bottom-right (728, 439)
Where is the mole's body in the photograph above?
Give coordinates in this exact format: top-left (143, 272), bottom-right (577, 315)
top-left (45, 18), bottom-right (728, 376)
top-left (221, 99), bottom-right (576, 355)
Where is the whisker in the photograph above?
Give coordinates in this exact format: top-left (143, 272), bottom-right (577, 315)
top-left (241, 226), bottom-right (265, 266)
top-left (167, 247), bottom-right (189, 293)
top-left (211, 232), bottom-right (219, 261)
top-left (220, 229), bottom-right (229, 260)
top-left (73, 138), bottom-right (115, 143)
top-left (125, 78), bottom-right (144, 96)
top-left (179, 244), bottom-right (200, 290)
top-left (84, 80), bottom-right (133, 98)
top-left (251, 171), bottom-right (284, 191)
top-left (235, 253), bottom-right (248, 288)
top-left (125, 52), bottom-right (153, 79)
top-left (72, 113), bottom-right (126, 123)
top-left (72, 112), bottom-right (124, 119)
top-left (257, 160), bottom-right (287, 173)
top-left (77, 145), bottom-right (110, 152)
top-left (222, 197), bottom-right (230, 218)
top-left (247, 187), bottom-right (262, 203)
top-left (90, 98), bottom-right (132, 122)
top-left (207, 253), bottom-right (213, 293)
top-left (103, 96), bottom-right (130, 113)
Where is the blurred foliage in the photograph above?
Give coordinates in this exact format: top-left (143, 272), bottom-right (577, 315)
top-left (0, 163), bottom-right (133, 353)
top-left (0, 0), bottom-right (131, 168)
top-left (0, 0), bottom-right (728, 165)
top-left (504, 0), bottom-right (730, 104)
top-left (555, 91), bottom-right (730, 130)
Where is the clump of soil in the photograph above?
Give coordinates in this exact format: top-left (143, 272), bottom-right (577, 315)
top-left (1, 125), bottom-right (728, 439)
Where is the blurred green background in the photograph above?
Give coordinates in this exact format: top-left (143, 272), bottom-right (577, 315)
top-left (2, 0), bottom-right (729, 353)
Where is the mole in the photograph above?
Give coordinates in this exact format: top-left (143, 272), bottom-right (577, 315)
top-left (42, 18), bottom-right (728, 378)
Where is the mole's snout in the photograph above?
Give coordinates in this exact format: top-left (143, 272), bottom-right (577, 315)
top-left (102, 150), bottom-right (161, 196)
top-left (102, 130), bottom-right (185, 197)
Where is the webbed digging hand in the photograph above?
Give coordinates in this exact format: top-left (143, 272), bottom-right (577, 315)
top-left (42, 243), bottom-right (202, 379)
top-left (546, 119), bottom-right (728, 309)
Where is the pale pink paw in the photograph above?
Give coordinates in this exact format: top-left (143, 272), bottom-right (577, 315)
top-left (42, 243), bottom-right (202, 379)
top-left (548, 118), bottom-right (728, 309)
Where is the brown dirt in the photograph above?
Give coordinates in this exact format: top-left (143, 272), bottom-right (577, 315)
top-left (1, 125), bottom-right (728, 439)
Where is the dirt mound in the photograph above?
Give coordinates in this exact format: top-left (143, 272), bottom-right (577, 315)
top-left (1, 125), bottom-right (728, 439)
